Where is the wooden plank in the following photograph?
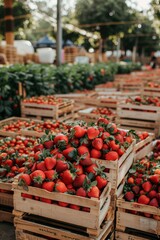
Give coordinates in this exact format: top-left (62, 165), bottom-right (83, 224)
top-left (115, 231), bottom-right (157, 240)
top-left (0, 209), bottom-right (13, 223)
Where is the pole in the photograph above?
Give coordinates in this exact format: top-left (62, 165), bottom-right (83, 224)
top-left (4, 0), bottom-right (14, 45)
top-left (116, 37), bottom-right (121, 62)
top-left (56, 0), bottom-right (62, 66)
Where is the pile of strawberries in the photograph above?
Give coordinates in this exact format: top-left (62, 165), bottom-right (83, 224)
top-left (146, 82), bottom-right (160, 88)
top-left (18, 118), bottom-right (134, 204)
top-left (126, 96), bottom-right (160, 107)
top-left (91, 107), bottom-right (114, 116)
top-left (124, 140), bottom-right (160, 219)
top-left (0, 119), bottom-right (36, 133)
top-left (0, 136), bottom-right (37, 181)
top-left (22, 96), bottom-right (65, 105)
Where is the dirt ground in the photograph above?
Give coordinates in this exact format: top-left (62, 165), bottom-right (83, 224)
top-left (0, 223), bottom-right (15, 240)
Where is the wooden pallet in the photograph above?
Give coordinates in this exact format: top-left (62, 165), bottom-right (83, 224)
top-left (116, 102), bottom-right (160, 137)
top-left (78, 107), bottom-right (116, 123)
top-left (12, 179), bottom-right (111, 231)
top-left (116, 194), bottom-right (160, 236)
top-left (91, 141), bottom-right (135, 190)
top-left (14, 207), bottom-right (114, 240)
top-left (0, 117), bottom-right (40, 137)
top-left (115, 230), bottom-right (159, 240)
top-left (21, 99), bottom-right (74, 121)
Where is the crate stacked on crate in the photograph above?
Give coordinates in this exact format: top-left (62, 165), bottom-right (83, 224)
top-left (142, 81), bottom-right (160, 97)
top-left (119, 81), bottom-right (143, 92)
top-left (116, 96), bottom-right (160, 137)
top-left (64, 46), bottom-right (79, 63)
top-left (5, 44), bottom-right (18, 64)
top-left (21, 96), bottom-right (74, 121)
top-left (78, 107), bottom-right (116, 123)
top-left (115, 140), bottom-right (160, 240)
top-left (0, 117), bottom-right (40, 137)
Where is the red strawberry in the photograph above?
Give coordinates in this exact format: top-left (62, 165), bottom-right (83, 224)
top-left (70, 138), bottom-right (79, 148)
top-left (43, 140), bottom-right (54, 149)
top-left (22, 193), bottom-right (33, 199)
top-left (55, 181), bottom-right (67, 193)
top-left (18, 174), bottom-right (31, 187)
top-left (33, 144), bottom-right (44, 153)
top-left (69, 204), bottom-right (80, 210)
top-left (42, 181), bottom-right (55, 192)
top-left (135, 178), bottom-right (143, 185)
top-left (132, 185), bottom-right (140, 195)
top-left (144, 213), bottom-right (151, 218)
top-left (156, 193), bottom-right (160, 205)
top-left (72, 126), bottom-right (86, 138)
top-left (62, 147), bottom-right (77, 161)
top-left (115, 134), bottom-right (124, 143)
top-left (37, 161), bottom-right (47, 171)
top-left (76, 187), bottom-right (87, 197)
top-left (138, 195), bottom-right (150, 205)
top-left (44, 170), bottom-right (58, 180)
top-left (44, 156), bottom-right (56, 170)
top-left (87, 185), bottom-right (100, 198)
top-left (80, 156), bottom-right (92, 166)
top-left (124, 191), bottom-right (134, 201)
top-left (40, 198), bottom-right (52, 204)
top-left (56, 160), bottom-right (68, 173)
top-left (142, 132), bottom-right (149, 139)
top-left (97, 117), bottom-right (109, 126)
top-left (96, 175), bottom-right (108, 189)
top-left (109, 140), bottom-right (120, 151)
top-left (87, 127), bottom-right (99, 140)
top-left (85, 164), bottom-right (97, 175)
top-left (148, 190), bottom-right (157, 199)
top-left (73, 174), bottom-right (87, 188)
top-left (118, 147), bottom-right (125, 156)
top-left (30, 170), bottom-right (45, 184)
top-left (0, 168), bottom-right (7, 178)
top-left (142, 181), bottom-right (152, 192)
top-left (58, 201), bottom-right (68, 207)
top-left (104, 151), bottom-right (119, 161)
top-left (149, 175), bottom-right (159, 184)
top-left (60, 169), bottom-right (76, 185)
top-left (101, 132), bottom-right (110, 140)
top-left (54, 134), bottom-right (68, 147)
top-left (82, 207), bottom-right (90, 212)
top-left (149, 198), bottom-right (159, 207)
top-left (92, 138), bottom-right (103, 150)
top-left (90, 149), bottom-right (102, 158)
top-left (73, 163), bottom-right (83, 175)
top-left (78, 145), bottom-right (90, 156)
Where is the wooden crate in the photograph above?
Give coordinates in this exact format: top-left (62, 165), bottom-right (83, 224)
top-left (142, 87), bottom-right (160, 97)
top-left (21, 99), bottom-right (74, 121)
top-left (0, 181), bottom-right (13, 207)
top-left (96, 91), bottom-right (141, 97)
top-left (115, 230), bottom-right (159, 240)
top-left (116, 102), bottom-right (160, 137)
top-left (119, 82), bottom-right (143, 92)
top-left (91, 141), bottom-right (135, 190)
top-left (12, 180), bottom-right (111, 231)
top-left (0, 117), bottom-right (40, 137)
top-left (116, 194), bottom-right (160, 236)
top-left (0, 207), bottom-right (14, 223)
top-left (14, 207), bottom-right (114, 240)
top-left (78, 107), bottom-right (116, 123)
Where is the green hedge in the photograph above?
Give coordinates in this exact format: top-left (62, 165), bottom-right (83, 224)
top-left (0, 62), bottom-right (141, 120)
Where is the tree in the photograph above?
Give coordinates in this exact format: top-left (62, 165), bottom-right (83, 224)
top-left (151, 0), bottom-right (160, 19)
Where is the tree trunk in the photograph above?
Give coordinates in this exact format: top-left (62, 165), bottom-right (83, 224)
top-left (4, 0), bottom-right (14, 45)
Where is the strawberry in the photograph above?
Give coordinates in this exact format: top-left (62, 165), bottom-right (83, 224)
top-left (73, 163), bottom-right (83, 175)
top-left (104, 151), bottom-right (119, 161)
top-left (42, 181), bottom-right (55, 192)
top-left (60, 169), bottom-right (76, 185)
top-left (143, 213), bottom-right (152, 218)
top-left (92, 138), bottom-right (103, 150)
top-left (56, 160), bottom-right (68, 173)
top-left (87, 127), bottom-right (99, 140)
top-left (22, 193), bottom-right (33, 199)
top-left (18, 174), bottom-right (31, 186)
top-left (109, 140), bottom-right (120, 151)
top-left (101, 132), bottom-right (110, 140)
top-left (54, 134), bottom-right (68, 147)
top-left (55, 181), bottom-right (67, 193)
top-left (43, 140), bottom-right (54, 149)
top-left (142, 131), bottom-right (149, 139)
top-left (87, 185), bottom-right (100, 198)
top-left (40, 198), bottom-right (52, 204)
top-left (33, 144), bottom-right (44, 153)
top-left (78, 145), bottom-right (90, 156)
top-left (115, 134), bottom-right (124, 143)
top-left (96, 175), bottom-right (108, 189)
top-left (70, 138), bottom-right (79, 148)
top-left (148, 190), bottom-right (157, 199)
top-left (118, 147), bottom-right (125, 156)
top-left (82, 207), bottom-right (90, 212)
top-left (71, 126), bottom-right (86, 138)
top-left (0, 168), bottom-right (7, 178)
top-left (124, 191), bottom-right (134, 201)
top-left (44, 156), bottom-right (56, 170)
top-left (90, 149), bottom-right (102, 158)
top-left (138, 195), bottom-right (150, 205)
top-left (76, 187), bottom-right (87, 197)
top-left (44, 170), bottom-right (58, 180)
top-left (97, 117), bottom-right (109, 126)
top-left (85, 164), bottom-right (97, 175)
top-left (132, 185), bottom-right (140, 195)
top-left (142, 181), bottom-right (152, 192)
top-left (37, 161), bottom-right (47, 171)
top-left (30, 170), bottom-right (45, 184)
top-left (69, 204), bottom-right (80, 210)
top-left (73, 174), bottom-right (87, 188)
top-left (62, 147), bottom-right (77, 161)
top-left (80, 156), bottom-right (92, 166)
top-left (127, 177), bottom-right (134, 184)
top-left (135, 178), bottom-right (143, 185)
top-left (149, 174), bottom-right (159, 184)
top-left (58, 201), bottom-right (68, 207)
top-left (149, 198), bottom-right (159, 207)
